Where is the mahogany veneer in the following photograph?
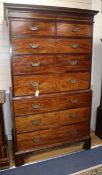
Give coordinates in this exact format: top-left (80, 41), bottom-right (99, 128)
top-left (13, 72), bottom-right (90, 96)
top-left (17, 122), bottom-right (90, 152)
top-left (12, 38), bottom-right (92, 55)
top-left (4, 3), bottom-right (98, 166)
top-left (0, 91), bottom-right (10, 169)
top-left (12, 54), bottom-right (91, 75)
top-left (15, 107), bottom-right (90, 134)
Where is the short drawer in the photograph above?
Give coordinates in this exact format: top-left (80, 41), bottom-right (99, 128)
top-left (12, 38), bottom-right (92, 55)
top-left (57, 23), bottom-right (92, 37)
top-left (11, 20), bottom-right (56, 36)
top-left (16, 122), bottom-right (90, 151)
top-left (15, 107), bottom-right (90, 134)
top-left (13, 90), bottom-right (92, 116)
top-left (12, 54), bottom-right (91, 75)
top-left (13, 72), bottom-right (90, 96)
top-left (12, 38), bottom-right (56, 55)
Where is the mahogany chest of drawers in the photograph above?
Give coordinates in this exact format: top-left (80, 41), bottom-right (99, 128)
top-left (0, 91), bottom-right (9, 169)
top-left (4, 3), bottom-right (98, 166)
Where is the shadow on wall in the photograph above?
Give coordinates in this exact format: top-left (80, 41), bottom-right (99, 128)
top-left (3, 91), bottom-right (12, 140)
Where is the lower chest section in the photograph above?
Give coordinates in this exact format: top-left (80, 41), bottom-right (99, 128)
top-left (13, 90), bottom-right (92, 152)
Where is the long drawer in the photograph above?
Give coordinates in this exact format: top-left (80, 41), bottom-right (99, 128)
top-left (13, 91), bottom-right (92, 116)
top-left (11, 20), bottom-right (56, 36)
top-left (12, 54), bottom-right (91, 75)
top-left (16, 122), bottom-right (90, 151)
top-left (15, 107), bottom-right (90, 134)
top-left (12, 38), bottom-right (92, 55)
top-left (13, 72), bottom-right (90, 96)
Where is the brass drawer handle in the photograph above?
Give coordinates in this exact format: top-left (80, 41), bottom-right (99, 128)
top-left (31, 82), bottom-right (39, 88)
top-left (68, 60), bottom-right (78, 66)
top-left (72, 27), bottom-right (79, 33)
top-left (69, 79), bottom-right (77, 84)
top-left (32, 137), bottom-right (41, 143)
top-left (69, 113), bottom-right (77, 118)
top-left (31, 119), bottom-right (41, 125)
top-left (70, 99), bottom-right (78, 104)
top-left (70, 43), bottom-right (79, 49)
top-left (32, 104), bottom-right (40, 109)
top-left (29, 26), bottom-right (39, 31)
top-left (31, 62), bottom-right (41, 67)
top-left (29, 43), bottom-right (39, 49)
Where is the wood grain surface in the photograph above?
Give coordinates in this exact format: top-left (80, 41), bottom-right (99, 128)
top-left (12, 54), bottom-right (91, 75)
top-left (13, 91), bottom-right (92, 116)
top-left (57, 23), bottom-right (92, 37)
top-left (13, 72), bottom-right (90, 96)
top-left (16, 122), bottom-right (90, 151)
top-left (11, 20), bottom-right (56, 36)
top-left (12, 38), bottom-right (92, 55)
top-left (15, 107), bottom-right (90, 134)
top-left (11, 20), bottom-right (92, 37)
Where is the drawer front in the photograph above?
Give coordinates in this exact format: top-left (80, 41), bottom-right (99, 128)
top-left (13, 91), bottom-right (91, 116)
top-left (15, 107), bottom-right (90, 134)
top-left (11, 20), bottom-right (56, 36)
top-left (16, 122), bottom-right (90, 151)
top-left (12, 54), bottom-right (91, 75)
top-left (12, 38), bottom-right (56, 55)
top-left (12, 38), bottom-right (91, 55)
top-left (13, 72), bottom-right (90, 96)
top-left (57, 23), bottom-right (92, 37)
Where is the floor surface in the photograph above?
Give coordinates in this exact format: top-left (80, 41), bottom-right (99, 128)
top-left (8, 131), bottom-right (102, 168)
